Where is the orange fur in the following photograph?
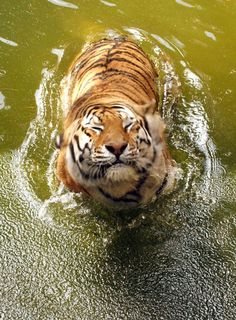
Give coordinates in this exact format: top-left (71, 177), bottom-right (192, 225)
top-left (56, 38), bottom-right (175, 207)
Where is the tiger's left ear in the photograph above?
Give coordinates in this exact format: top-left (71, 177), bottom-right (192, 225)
top-left (133, 98), bottom-right (156, 117)
top-left (141, 99), bottom-right (156, 115)
top-left (144, 101), bottom-right (166, 144)
top-left (55, 133), bottom-right (64, 149)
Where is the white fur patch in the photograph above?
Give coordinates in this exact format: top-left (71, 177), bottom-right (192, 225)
top-left (105, 165), bottom-right (137, 182)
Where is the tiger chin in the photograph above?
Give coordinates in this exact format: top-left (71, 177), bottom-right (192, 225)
top-left (56, 38), bottom-right (177, 209)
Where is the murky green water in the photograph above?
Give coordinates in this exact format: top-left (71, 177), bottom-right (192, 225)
top-left (0, 0), bottom-right (236, 319)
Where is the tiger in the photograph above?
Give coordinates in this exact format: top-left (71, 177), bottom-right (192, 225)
top-left (56, 38), bottom-right (176, 209)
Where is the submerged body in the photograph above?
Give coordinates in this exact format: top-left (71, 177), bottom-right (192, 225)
top-left (56, 38), bottom-right (176, 208)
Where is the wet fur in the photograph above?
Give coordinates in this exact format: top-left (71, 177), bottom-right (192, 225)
top-left (56, 38), bottom-right (176, 208)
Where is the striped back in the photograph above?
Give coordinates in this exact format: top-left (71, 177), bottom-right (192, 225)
top-left (65, 39), bottom-right (158, 110)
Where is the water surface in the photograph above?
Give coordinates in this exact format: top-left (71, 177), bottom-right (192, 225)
top-left (0, 0), bottom-right (236, 319)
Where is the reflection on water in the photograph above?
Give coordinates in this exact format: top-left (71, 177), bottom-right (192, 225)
top-left (0, 0), bottom-right (236, 318)
top-left (175, 0), bottom-right (195, 9)
top-left (0, 36), bottom-right (18, 47)
top-left (47, 0), bottom-right (79, 10)
top-left (0, 91), bottom-right (8, 110)
top-left (100, 0), bottom-right (117, 8)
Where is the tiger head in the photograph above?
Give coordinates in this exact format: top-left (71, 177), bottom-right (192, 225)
top-left (56, 101), bottom-right (167, 203)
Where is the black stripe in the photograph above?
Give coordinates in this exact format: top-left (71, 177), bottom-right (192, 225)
top-left (76, 163), bottom-right (90, 180)
top-left (84, 129), bottom-right (92, 137)
top-left (156, 174), bottom-right (168, 196)
top-left (84, 142), bottom-right (90, 151)
top-left (117, 43), bottom-right (149, 61)
top-left (79, 155), bottom-right (84, 162)
top-left (143, 118), bottom-right (151, 136)
top-left (85, 105), bottom-right (102, 117)
top-left (97, 77), bottom-right (148, 103)
top-left (69, 142), bottom-right (76, 162)
top-left (79, 55), bottom-right (105, 70)
top-left (98, 169), bottom-right (148, 204)
top-left (74, 135), bottom-right (83, 152)
top-left (98, 187), bottom-right (139, 204)
top-left (78, 40), bottom-right (118, 72)
top-left (134, 172), bottom-right (148, 192)
top-left (78, 60), bottom-right (106, 79)
top-left (91, 126), bottom-right (102, 131)
top-left (140, 121), bottom-right (152, 145)
top-left (94, 68), bottom-right (152, 97)
top-left (101, 88), bottom-right (140, 104)
top-left (108, 67), bottom-right (156, 96)
top-left (107, 56), bottom-right (155, 85)
top-left (110, 105), bottom-right (126, 110)
top-left (139, 137), bottom-right (151, 146)
top-left (124, 122), bottom-right (133, 131)
top-left (78, 164), bottom-right (108, 181)
top-left (78, 43), bottom-right (109, 63)
top-left (152, 148), bottom-right (157, 163)
top-left (109, 49), bottom-right (149, 66)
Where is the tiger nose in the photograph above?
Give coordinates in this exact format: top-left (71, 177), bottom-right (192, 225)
top-left (105, 142), bottom-right (128, 157)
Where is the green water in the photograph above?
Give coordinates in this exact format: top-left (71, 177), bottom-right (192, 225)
top-left (0, 0), bottom-right (236, 319)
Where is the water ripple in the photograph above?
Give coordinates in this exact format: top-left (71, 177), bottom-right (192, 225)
top-left (175, 0), bottom-right (194, 9)
top-left (6, 29), bottom-right (224, 224)
top-left (100, 0), bottom-right (117, 7)
top-left (0, 36), bottom-right (18, 47)
top-left (48, 0), bottom-right (79, 9)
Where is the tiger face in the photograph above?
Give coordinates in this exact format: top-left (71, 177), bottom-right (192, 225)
top-left (60, 104), bottom-right (160, 188)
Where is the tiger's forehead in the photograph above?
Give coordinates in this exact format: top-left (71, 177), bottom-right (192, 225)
top-left (111, 104), bottom-right (136, 119)
top-left (82, 105), bottom-right (136, 125)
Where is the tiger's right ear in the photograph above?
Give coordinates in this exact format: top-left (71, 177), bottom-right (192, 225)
top-left (55, 133), bottom-right (64, 149)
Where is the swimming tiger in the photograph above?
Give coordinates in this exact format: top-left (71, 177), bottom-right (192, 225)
top-left (56, 38), bottom-right (176, 209)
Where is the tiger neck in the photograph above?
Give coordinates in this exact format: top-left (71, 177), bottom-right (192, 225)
top-left (83, 150), bottom-right (170, 206)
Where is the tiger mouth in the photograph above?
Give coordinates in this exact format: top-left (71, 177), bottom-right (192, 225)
top-left (108, 159), bottom-right (137, 169)
top-left (112, 159), bottom-right (124, 165)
